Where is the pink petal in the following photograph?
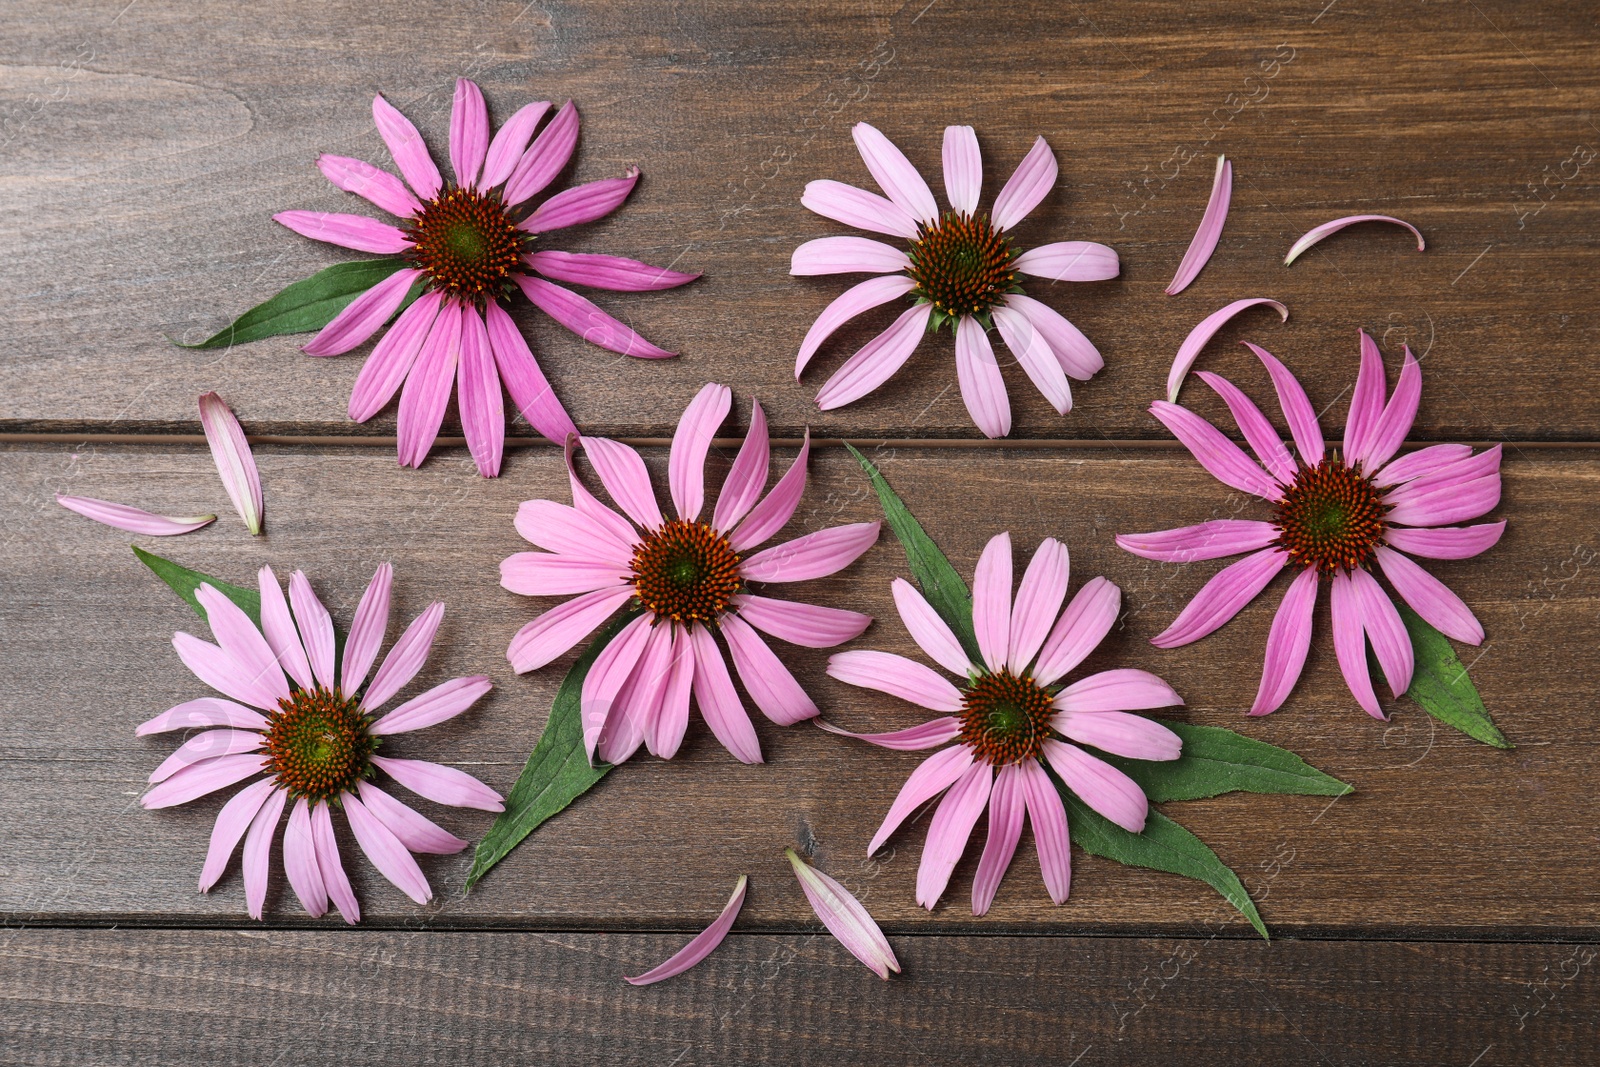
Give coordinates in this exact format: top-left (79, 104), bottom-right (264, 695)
top-left (483, 299), bottom-right (579, 444)
top-left (1247, 566), bottom-right (1318, 716)
top-left (991, 136), bottom-right (1057, 231)
top-left (1244, 341), bottom-right (1325, 466)
top-left (740, 521), bottom-right (879, 583)
top-left (515, 498), bottom-right (634, 564)
top-left (1033, 576), bottom-right (1120, 687)
top-left (971, 531), bottom-right (1013, 672)
top-left (287, 570), bottom-right (336, 691)
top-left (517, 275), bottom-right (675, 358)
top-left (868, 744), bottom-right (975, 854)
top-left (1384, 446), bottom-right (1502, 527)
top-left (732, 594), bottom-right (871, 648)
top-left (826, 650), bottom-right (963, 712)
top-left (520, 169), bottom-right (639, 234)
top-left (1195, 371), bottom-right (1296, 484)
top-left (582, 436), bottom-right (665, 529)
top-left (712, 400), bottom-right (770, 534)
top-left (242, 787), bottom-right (287, 920)
top-left (55, 494), bottom-right (214, 536)
top-left (311, 800), bottom-right (361, 923)
top-left (625, 875), bottom-right (748, 985)
top-left (341, 563), bottom-right (393, 696)
top-left (728, 431), bottom-right (809, 552)
top-left (954, 315), bottom-right (1011, 438)
top-left (348, 290), bottom-right (443, 423)
top-left (790, 236), bottom-right (912, 276)
top-left (670, 383), bottom-right (731, 522)
top-left (172, 632), bottom-right (280, 711)
top-left (597, 622), bottom-right (661, 763)
top-left (580, 614), bottom-right (653, 762)
top-left (480, 100), bottom-right (550, 190)
top-left (507, 586), bottom-right (635, 673)
top-left (1009, 537), bottom-right (1069, 672)
top-left (941, 124), bottom-right (982, 215)
top-left (689, 623), bottom-right (763, 764)
top-left (1343, 330), bottom-right (1388, 467)
top-left (1165, 299), bottom-right (1288, 404)
top-left (526, 250), bottom-right (699, 291)
top-left (1372, 443), bottom-right (1473, 489)
top-left (195, 582), bottom-right (286, 707)
top-left (1383, 521), bottom-right (1506, 560)
top-left (456, 308), bottom-right (505, 477)
top-left (1284, 214), bottom-right (1425, 265)
top-left (993, 304), bottom-right (1071, 415)
top-left (273, 210), bottom-right (410, 254)
top-left (1015, 241), bottom-right (1120, 283)
top-left (283, 798), bottom-right (328, 918)
top-left (1361, 346), bottom-right (1422, 472)
top-left (342, 792), bottom-right (432, 904)
top-left (816, 716), bottom-right (961, 751)
top-left (141, 753), bottom-right (266, 809)
top-left (395, 300), bottom-right (462, 469)
top-left (852, 122), bottom-right (939, 224)
top-left (1001, 294), bottom-right (1103, 380)
top-left (1116, 519), bottom-right (1279, 564)
top-left (315, 154), bottom-right (422, 219)
top-left (563, 434), bottom-right (641, 547)
top-left (814, 303), bottom-right (931, 410)
top-left (372, 755), bottom-right (503, 812)
top-left (138, 697), bottom-right (268, 736)
top-left (1053, 710), bottom-right (1182, 761)
top-left (370, 675), bottom-right (492, 736)
top-left (372, 93), bottom-right (441, 200)
top-left (1375, 545), bottom-right (1485, 645)
top-left (1151, 546), bottom-right (1288, 648)
top-left (448, 78), bottom-right (488, 189)
top-left (149, 728), bottom-right (263, 783)
top-left (1350, 565), bottom-right (1414, 698)
top-left (1019, 760), bottom-right (1071, 904)
top-left (972, 763), bottom-right (1025, 916)
top-left (1054, 668), bottom-right (1184, 713)
top-left (644, 625), bottom-right (696, 760)
top-left (255, 567), bottom-right (312, 691)
top-left (503, 99), bottom-right (579, 206)
top-left (198, 391), bottom-right (263, 535)
top-left (1043, 739), bottom-right (1147, 833)
top-left (800, 179), bottom-right (919, 240)
top-left (304, 266), bottom-right (423, 358)
top-left (1151, 400), bottom-right (1282, 501)
top-left (197, 778), bottom-right (275, 892)
top-left (1165, 155), bottom-right (1231, 295)
top-left (916, 761), bottom-right (992, 909)
top-left (720, 613), bottom-right (818, 725)
top-left (357, 781), bottom-right (467, 854)
top-left (786, 850), bottom-right (901, 979)
top-left (1331, 586), bottom-right (1386, 719)
top-left (891, 577), bottom-right (974, 677)
top-left (364, 602), bottom-right (445, 712)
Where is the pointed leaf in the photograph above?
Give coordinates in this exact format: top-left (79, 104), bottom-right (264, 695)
top-left (133, 547), bottom-right (261, 625)
top-left (176, 259), bottom-right (420, 349)
top-left (1102, 720), bottom-right (1352, 802)
top-left (1392, 600), bottom-right (1510, 748)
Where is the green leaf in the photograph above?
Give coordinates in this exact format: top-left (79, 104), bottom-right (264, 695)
top-left (133, 546), bottom-right (260, 625)
top-left (1104, 720), bottom-right (1353, 802)
top-left (465, 611), bottom-right (637, 890)
top-left (176, 259), bottom-right (415, 349)
top-left (1392, 601), bottom-right (1511, 748)
top-left (1060, 788), bottom-right (1268, 940)
top-left (844, 441), bottom-right (981, 664)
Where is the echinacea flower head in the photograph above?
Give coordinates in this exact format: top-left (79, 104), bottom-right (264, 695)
top-left (502, 383), bottom-right (881, 766)
top-left (139, 564), bottom-right (503, 923)
top-left (1118, 331), bottom-right (1506, 719)
top-left (277, 78), bottom-right (698, 477)
top-left (826, 534), bottom-right (1184, 914)
top-left (792, 123), bottom-right (1118, 438)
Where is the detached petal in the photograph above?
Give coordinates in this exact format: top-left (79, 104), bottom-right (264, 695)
top-left (1285, 214), bottom-right (1425, 265)
top-left (198, 392), bottom-right (263, 535)
top-left (992, 136), bottom-right (1056, 231)
top-left (1165, 155), bottom-right (1230, 295)
top-left (787, 849), bottom-right (901, 979)
top-left (625, 876), bottom-right (748, 986)
top-left (56, 495), bottom-right (214, 536)
top-left (1166, 299), bottom-right (1288, 404)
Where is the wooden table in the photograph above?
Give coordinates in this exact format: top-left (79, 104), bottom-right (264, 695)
top-left (3, 1), bottom-right (1596, 1062)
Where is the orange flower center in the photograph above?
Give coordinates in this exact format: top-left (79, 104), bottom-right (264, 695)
top-left (261, 686), bottom-right (378, 802)
top-left (629, 519), bottom-right (743, 624)
top-left (959, 669), bottom-right (1054, 765)
top-left (907, 210), bottom-right (1019, 323)
top-left (1273, 456), bottom-right (1389, 574)
top-left (404, 187), bottom-right (526, 303)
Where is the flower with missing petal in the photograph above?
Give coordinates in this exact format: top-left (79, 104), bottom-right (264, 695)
top-left (825, 534), bottom-right (1183, 914)
top-left (502, 383), bottom-right (879, 765)
top-left (791, 123), bottom-right (1118, 438)
top-left (276, 78), bottom-right (698, 477)
top-left (139, 564), bottom-right (503, 922)
top-left (1118, 331), bottom-right (1505, 719)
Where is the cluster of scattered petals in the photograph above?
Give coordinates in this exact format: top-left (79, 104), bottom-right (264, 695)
top-left (1119, 331), bottom-right (1505, 719)
top-left (138, 564), bottom-right (502, 923)
top-left (792, 122), bottom-right (1117, 438)
top-left (501, 383), bottom-right (880, 765)
top-left (825, 534), bottom-right (1183, 914)
top-left (276, 78), bottom-right (698, 477)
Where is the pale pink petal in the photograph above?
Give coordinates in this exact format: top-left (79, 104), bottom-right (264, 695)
top-left (372, 93), bottom-right (441, 200)
top-left (507, 586), bottom-right (635, 673)
top-left (890, 577), bottom-right (973, 677)
top-left (342, 792), bottom-right (432, 904)
top-left (138, 697), bottom-right (267, 737)
top-left (364, 602), bottom-right (445, 712)
top-left (670, 383), bottom-right (732, 522)
top-left (1054, 668), bottom-right (1184, 713)
top-left (1151, 547), bottom-right (1288, 648)
top-left (141, 753), bottom-right (267, 810)
top-left (816, 716), bottom-right (961, 751)
top-left (800, 179), bottom-right (919, 240)
top-left (1043, 740), bottom-right (1147, 833)
top-left (273, 211), bottom-right (411, 254)
top-left (972, 763), bottom-right (1025, 916)
top-left (954, 315), bottom-right (1012, 438)
top-left (448, 78), bottom-right (488, 189)
top-left (625, 875), bottom-right (748, 986)
top-left (515, 499), bottom-right (634, 564)
top-left (826, 650), bottom-right (963, 712)
top-left (720, 613), bottom-right (818, 725)
top-left (457, 308), bottom-right (505, 478)
top-left (1015, 241), bottom-right (1120, 283)
top-left (1165, 155), bottom-right (1231, 295)
top-left (194, 583), bottom-right (287, 706)
top-left (482, 299), bottom-right (579, 445)
top-left (1375, 545), bottom-right (1485, 645)
top-left (1244, 342), bottom-right (1325, 466)
top-left (341, 563), bottom-right (393, 696)
top-left (371, 755), bottom-right (503, 812)
top-left (644, 625), bottom-right (696, 760)
top-left (852, 122), bottom-right (939, 224)
top-left (242, 787), bottom-right (287, 920)
top-left (1002, 294), bottom-right (1103, 380)
top-left (1284, 214), bottom-right (1425, 265)
top-left (580, 614), bottom-right (653, 762)
top-left (1383, 521), bottom-right (1506, 560)
top-left (786, 850), bottom-right (901, 979)
top-left (525, 250), bottom-right (699, 291)
top-left (1033, 576), bottom-right (1120, 686)
top-left (971, 531), bottom-right (1013, 673)
top-left (740, 522), bottom-right (879, 583)
top-left (868, 744), bottom-right (974, 855)
top-left (1150, 400), bottom-right (1283, 501)
top-left (517, 275), bottom-right (675, 358)
top-left (689, 622), bottom-right (763, 764)
top-left (728, 431), bottom-right (809, 553)
top-left (172, 633), bottom-right (280, 710)
top-left (1019, 760), bottom-right (1071, 903)
top-left (1343, 330), bottom-right (1387, 466)
top-left (283, 798), bottom-right (328, 918)
top-left (198, 778), bottom-right (275, 892)
top-left (370, 675), bottom-right (492, 736)
top-left (254, 567), bottom-right (312, 691)
top-left (563, 434), bottom-right (641, 547)
top-left (1165, 299), bottom-right (1288, 404)
top-left (1329, 571), bottom-right (1382, 718)
top-left (710, 401), bottom-right (770, 534)
top-left (1009, 538), bottom-right (1069, 672)
top-left (1372, 443), bottom-right (1472, 488)
top-left (916, 761), bottom-right (992, 909)
top-left (348, 290), bottom-right (443, 423)
top-left (395, 300), bottom-right (462, 469)
top-left (502, 99), bottom-right (579, 206)
top-left (479, 100), bottom-right (550, 190)
top-left (357, 781), bottom-right (468, 855)
top-left (315, 154), bottom-right (422, 218)
top-left (992, 304), bottom-right (1072, 415)
top-left (581, 436), bottom-right (665, 530)
top-left (1054, 710), bottom-right (1182, 761)
top-left (790, 236), bottom-right (912, 276)
top-left (1115, 519), bottom-right (1279, 564)
top-left (1195, 371), bottom-right (1295, 484)
top-left (520, 169), bottom-right (639, 234)
top-left (1350, 565), bottom-right (1413, 698)
top-left (732, 594), bottom-right (870, 648)
top-left (149, 729), bottom-right (263, 783)
top-left (198, 391), bottom-right (263, 535)
top-left (303, 265), bottom-right (422, 357)
top-left (814, 303), bottom-right (931, 410)
top-left (1361, 346), bottom-right (1422, 472)
top-left (311, 800), bottom-right (361, 923)
top-left (941, 124), bottom-right (982, 215)
top-left (55, 495), bottom-right (214, 536)
top-left (1384, 447), bottom-right (1502, 527)
top-left (991, 136), bottom-right (1056, 231)
top-left (597, 623), bottom-right (674, 764)
top-left (288, 570), bottom-right (336, 692)
top-left (1247, 566), bottom-right (1318, 716)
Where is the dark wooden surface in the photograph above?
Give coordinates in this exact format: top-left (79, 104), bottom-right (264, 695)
top-left (4, 0), bottom-right (1598, 1062)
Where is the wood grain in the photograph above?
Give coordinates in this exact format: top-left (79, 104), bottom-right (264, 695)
top-left (3, 1), bottom-right (1599, 439)
top-left (2, 440), bottom-right (1589, 935)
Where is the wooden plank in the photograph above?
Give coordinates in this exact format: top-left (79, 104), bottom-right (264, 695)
top-left (0, 441), bottom-right (1589, 934)
top-left (3, 1), bottom-right (1599, 439)
top-left (3, 929), bottom-right (1597, 1065)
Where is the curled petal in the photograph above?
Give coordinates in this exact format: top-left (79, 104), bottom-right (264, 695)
top-left (1115, 519), bottom-right (1279, 564)
top-left (992, 136), bottom-right (1057, 231)
top-left (816, 716), bottom-right (961, 751)
top-left (786, 849), bottom-right (901, 979)
top-left (525, 250), bottom-right (699, 291)
top-left (814, 303), bottom-right (931, 410)
top-left (625, 875), bottom-right (748, 986)
top-left (1151, 547), bottom-right (1287, 649)
top-left (1166, 299), bottom-right (1288, 403)
top-left (198, 392), bottom-right (263, 535)
top-left (801, 179), bottom-right (919, 240)
top-left (517, 276), bottom-right (674, 359)
top-left (520, 169), bottom-right (639, 234)
top-left (1165, 155), bottom-right (1231, 296)
top-left (1285, 214), bottom-right (1425, 265)
top-left (56, 495), bottom-right (214, 536)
